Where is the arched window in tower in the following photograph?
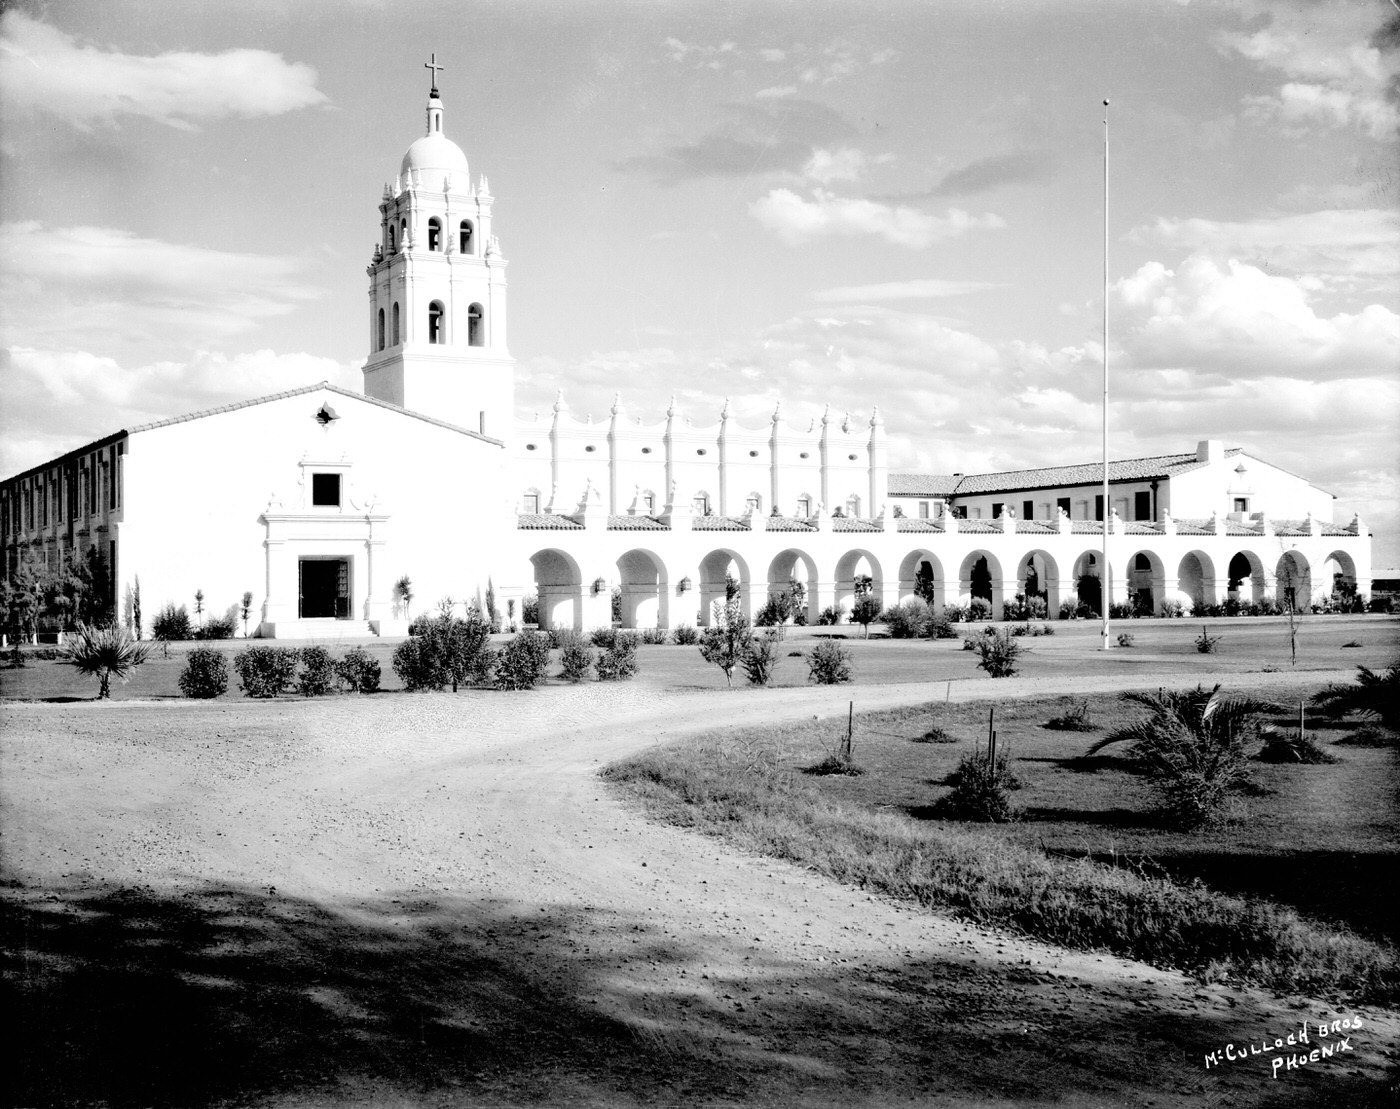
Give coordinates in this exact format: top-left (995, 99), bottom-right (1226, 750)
top-left (427, 217), bottom-right (442, 251)
top-left (459, 220), bottom-right (474, 255)
top-left (428, 301), bottom-right (446, 345)
top-left (467, 302), bottom-right (484, 347)
top-left (377, 308), bottom-right (385, 351)
top-left (392, 302), bottom-right (400, 345)
top-left (387, 224), bottom-right (396, 252)
top-left (400, 218), bottom-right (408, 248)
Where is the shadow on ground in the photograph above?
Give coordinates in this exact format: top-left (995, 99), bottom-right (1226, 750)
top-left (3, 880), bottom-right (1393, 1108)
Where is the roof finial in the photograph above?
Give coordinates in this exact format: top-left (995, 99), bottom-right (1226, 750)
top-left (424, 53), bottom-right (444, 96)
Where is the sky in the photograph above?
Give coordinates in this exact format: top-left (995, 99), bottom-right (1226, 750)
top-left (2, 0), bottom-right (1397, 567)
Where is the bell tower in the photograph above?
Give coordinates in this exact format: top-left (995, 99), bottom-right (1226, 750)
top-left (362, 59), bottom-right (514, 441)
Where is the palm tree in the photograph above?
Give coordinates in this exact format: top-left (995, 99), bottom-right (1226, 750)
top-left (1088, 685), bottom-right (1278, 829)
top-left (1311, 660), bottom-right (1400, 734)
top-left (63, 624), bottom-right (152, 699)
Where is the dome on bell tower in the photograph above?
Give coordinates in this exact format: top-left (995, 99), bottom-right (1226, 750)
top-left (399, 91), bottom-right (469, 191)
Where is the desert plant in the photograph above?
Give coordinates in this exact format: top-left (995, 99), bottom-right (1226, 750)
top-left (1045, 699), bottom-right (1096, 731)
top-left (806, 639), bottom-right (852, 685)
top-left (1088, 685), bottom-right (1278, 829)
top-left (936, 750), bottom-right (1018, 822)
top-left (178, 647), bottom-right (228, 698)
top-left (555, 629), bottom-right (593, 683)
top-left (1195, 626), bottom-right (1222, 654)
top-left (151, 603), bottom-right (192, 642)
top-left (741, 629), bottom-right (782, 687)
top-left (596, 630), bottom-right (639, 681)
top-left (1311, 660), bottom-right (1400, 734)
top-left (699, 599), bottom-right (753, 689)
top-left (63, 623), bottom-right (152, 699)
top-left (233, 646), bottom-right (300, 698)
top-left (973, 629), bottom-right (1022, 678)
top-left (335, 646), bottom-right (382, 693)
top-left (495, 630), bottom-right (551, 690)
top-left (1117, 632), bottom-right (1135, 648)
top-left (297, 645), bottom-right (336, 696)
top-left (671, 624), bottom-right (699, 646)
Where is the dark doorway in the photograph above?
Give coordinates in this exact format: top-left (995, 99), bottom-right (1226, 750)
top-left (299, 558), bottom-right (350, 619)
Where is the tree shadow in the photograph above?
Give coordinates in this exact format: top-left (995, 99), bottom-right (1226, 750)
top-left (2, 879), bottom-right (1390, 1107)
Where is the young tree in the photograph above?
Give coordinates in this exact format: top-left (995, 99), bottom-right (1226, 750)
top-left (2, 555), bottom-right (48, 663)
top-left (240, 590), bottom-right (254, 638)
top-left (395, 575), bottom-right (414, 619)
top-left (788, 578), bottom-right (808, 626)
top-left (850, 593), bottom-right (882, 638)
top-left (699, 598), bottom-right (752, 689)
top-left (194, 588), bottom-right (205, 629)
top-left (63, 624), bottom-right (152, 699)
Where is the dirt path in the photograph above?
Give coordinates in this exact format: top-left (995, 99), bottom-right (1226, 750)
top-left (3, 669), bottom-right (1396, 1107)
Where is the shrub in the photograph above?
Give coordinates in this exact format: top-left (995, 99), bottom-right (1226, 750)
top-left (670, 624), bottom-right (699, 646)
top-left (1109, 602), bottom-right (1136, 619)
top-left (699, 600), bottom-right (753, 688)
top-left (555, 629), bottom-right (593, 683)
top-left (1368, 597), bottom-right (1394, 614)
top-left (1009, 623), bottom-right (1032, 638)
top-left (1039, 623), bottom-right (1055, 636)
top-left (803, 754), bottom-right (864, 776)
top-left (815, 604), bottom-right (844, 626)
top-left (806, 639), bottom-right (852, 685)
top-left (178, 647), bottom-right (228, 699)
top-left (1311, 660), bottom-right (1400, 734)
top-left (588, 626), bottom-right (617, 648)
top-left (913, 724), bottom-right (957, 743)
top-left (936, 750), bottom-right (1017, 822)
top-left (967, 598), bottom-right (992, 621)
top-left (233, 646), bottom-right (299, 698)
top-left (640, 626), bottom-right (668, 645)
top-left (1088, 685), bottom-right (1277, 830)
top-left (754, 593), bottom-right (792, 629)
top-left (335, 646), bottom-right (381, 693)
top-left (297, 645), bottom-right (336, 697)
top-left (1160, 599), bottom-right (1184, 619)
top-left (741, 629), bottom-right (782, 687)
top-left (596, 631), bottom-right (639, 681)
top-left (928, 612), bottom-right (959, 639)
top-left (195, 614), bottom-right (235, 640)
top-left (394, 612), bottom-right (494, 691)
top-left (1117, 632), bottom-right (1135, 648)
top-left (1195, 626), bottom-right (1222, 654)
top-left (973, 629), bottom-right (1022, 678)
top-left (1058, 599), bottom-right (1080, 620)
top-left (1045, 699), bottom-right (1095, 731)
top-left (1257, 729), bottom-right (1336, 765)
top-left (151, 603), bottom-right (192, 642)
top-left (882, 599), bottom-right (932, 639)
top-left (407, 613), bottom-right (432, 636)
top-left (495, 631), bottom-right (551, 690)
top-left (63, 624), bottom-right (152, 699)
top-left (943, 602), bottom-right (968, 623)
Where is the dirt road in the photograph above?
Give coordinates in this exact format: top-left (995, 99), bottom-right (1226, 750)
top-left (3, 669), bottom-right (1396, 1107)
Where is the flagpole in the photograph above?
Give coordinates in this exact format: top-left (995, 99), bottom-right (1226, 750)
top-left (1101, 98), bottom-right (1112, 651)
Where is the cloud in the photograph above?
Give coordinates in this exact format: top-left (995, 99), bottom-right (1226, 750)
top-left (1113, 253), bottom-right (1400, 380)
top-left (614, 98), bottom-right (856, 183)
top-left (813, 279), bottom-right (1002, 303)
top-left (0, 347), bottom-right (360, 479)
top-left (749, 189), bottom-right (1006, 248)
top-left (1128, 209), bottom-right (1400, 284)
top-left (0, 222), bottom-right (324, 356)
top-left (801, 147), bottom-right (869, 184)
top-left (1218, 2), bottom-right (1400, 139)
top-left (0, 11), bottom-right (328, 131)
top-left (926, 151), bottom-right (1056, 197)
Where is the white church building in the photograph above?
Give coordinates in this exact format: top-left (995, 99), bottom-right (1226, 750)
top-left (1, 80), bottom-right (1373, 638)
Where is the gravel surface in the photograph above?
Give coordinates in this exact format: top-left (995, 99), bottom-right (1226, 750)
top-left (3, 668), bottom-right (1397, 1107)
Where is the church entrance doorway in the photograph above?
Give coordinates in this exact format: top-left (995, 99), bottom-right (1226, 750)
top-left (299, 558), bottom-right (351, 619)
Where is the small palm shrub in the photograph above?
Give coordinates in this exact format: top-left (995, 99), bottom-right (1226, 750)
top-left (882, 599), bottom-right (932, 639)
top-left (151, 603), bottom-right (192, 641)
top-left (495, 631), bottom-right (551, 690)
top-left (741, 630), bottom-right (782, 687)
top-left (806, 639), bottom-right (852, 685)
top-left (1088, 685), bottom-right (1278, 829)
top-left (64, 624), bottom-right (152, 699)
top-left (974, 629), bottom-right (1022, 678)
top-left (1256, 728), bottom-right (1336, 765)
top-left (335, 647), bottom-right (381, 693)
top-left (1195, 626), bottom-right (1222, 654)
top-left (596, 630), bottom-right (639, 681)
top-left (555, 629), bottom-right (593, 683)
top-left (178, 647), bottom-right (228, 699)
top-left (1311, 660), bottom-right (1400, 734)
top-left (671, 624), bottom-right (699, 646)
top-left (233, 646), bottom-right (299, 698)
top-left (936, 750), bottom-right (1018, 822)
top-left (297, 646), bottom-right (336, 697)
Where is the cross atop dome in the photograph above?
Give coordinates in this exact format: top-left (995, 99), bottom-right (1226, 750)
top-left (424, 53), bottom-right (444, 97)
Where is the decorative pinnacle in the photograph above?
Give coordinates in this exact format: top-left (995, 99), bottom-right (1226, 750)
top-left (666, 394), bottom-right (677, 418)
top-left (552, 389), bottom-right (567, 414)
top-left (611, 392), bottom-right (624, 416)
